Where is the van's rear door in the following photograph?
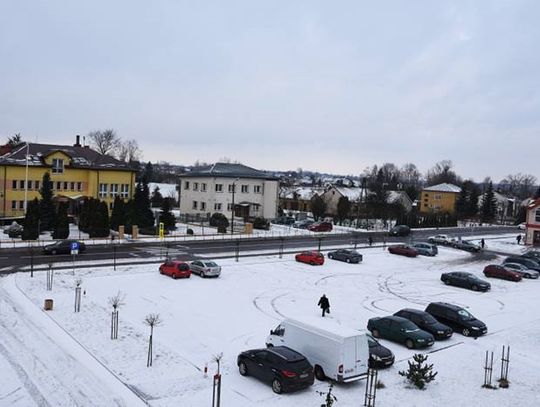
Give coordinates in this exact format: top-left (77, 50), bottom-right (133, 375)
top-left (342, 335), bottom-right (368, 381)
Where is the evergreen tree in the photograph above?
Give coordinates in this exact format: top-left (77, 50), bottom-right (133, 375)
top-left (399, 353), bottom-right (437, 390)
top-left (52, 202), bottom-right (69, 239)
top-left (39, 172), bottom-right (55, 230)
top-left (480, 181), bottom-right (497, 223)
top-left (150, 186), bottom-right (163, 208)
top-left (110, 197), bottom-right (126, 231)
top-left (456, 184), bottom-right (469, 219)
top-left (22, 198), bottom-right (40, 240)
top-left (336, 196), bottom-right (351, 224)
top-left (311, 195), bottom-right (326, 221)
top-left (159, 198), bottom-right (176, 230)
top-left (467, 184), bottom-right (480, 218)
top-left (144, 161), bottom-right (154, 182)
top-left (132, 179), bottom-right (155, 228)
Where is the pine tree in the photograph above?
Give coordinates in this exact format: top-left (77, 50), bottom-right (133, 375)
top-left (480, 181), bottom-right (497, 223)
top-left (159, 198), bottom-right (176, 230)
top-left (337, 196), bottom-right (351, 224)
top-left (150, 186), bottom-right (163, 208)
top-left (132, 178), bottom-right (155, 228)
top-left (22, 198), bottom-right (40, 240)
top-left (52, 202), bottom-right (69, 239)
top-left (311, 195), bottom-right (326, 221)
top-left (110, 197), bottom-right (126, 231)
top-left (399, 353), bottom-right (438, 390)
top-left (39, 172), bottom-right (55, 230)
top-left (467, 184), bottom-right (480, 218)
top-left (456, 184), bottom-right (469, 219)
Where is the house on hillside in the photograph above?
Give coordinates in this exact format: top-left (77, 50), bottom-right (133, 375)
top-left (525, 198), bottom-right (540, 246)
top-left (0, 135), bottom-right (136, 218)
top-left (420, 183), bottom-right (461, 214)
top-left (179, 163), bottom-right (279, 221)
top-left (478, 191), bottom-right (518, 222)
top-left (279, 186), bottom-right (324, 213)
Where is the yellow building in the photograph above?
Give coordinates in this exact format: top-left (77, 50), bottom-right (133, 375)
top-left (0, 136), bottom-right (137, 218)
top-left (420, 183), bottom-right (462, 214)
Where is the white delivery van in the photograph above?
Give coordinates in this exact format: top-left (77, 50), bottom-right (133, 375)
top-left (266, 318), bottom-right (369, 383)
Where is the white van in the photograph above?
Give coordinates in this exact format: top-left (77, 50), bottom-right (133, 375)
top-left (266, 318), bottom-right (369, 383)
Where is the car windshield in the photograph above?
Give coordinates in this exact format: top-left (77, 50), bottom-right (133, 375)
top-left (367, 335), bottom-right (378, 348)
top-left (205, 262), bottom-right (218, 267)
top-left (401, 321), bottom-right (420, 332)
top-left (457, 309), bottom-right (474, 321)
top-left (422, 314), bottom-right (438, 325)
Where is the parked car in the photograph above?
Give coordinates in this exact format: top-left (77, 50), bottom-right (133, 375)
top-left (388, 225), bottom-right (411, 237)
top-left (428, 234), bottom-right (452, 245)
top-left (158, 260), bottom-right (191, 279)
top-left (483, 265), bottom-right (522, 282)
top-left (272, 216), bottom-right (296, 225)
top-left (293, 219), bottom-right (315, 229)
top-left (266, 318), bottom-right (369, 382)
top-left (452, 240), bottom-right (481, 252)
top-left (394, 308), bottom-right (453, 340)
top-left (518, 222), bottom-right (526, 230)
top-left (440, 272), bottom-right (491, 291)
top-left (425, 302), bottom-right (487, 337)
top-left (367, 316), bottom-right (434, 349)
top-left (43, 240), bottom-right (86, 255)
top-left (367, 334), bottom-right (395, 368)
top-left (412, 242), bottom-right (438, 256)
top-left (327, 249), bottom-right (363, 263)
top-left (237, 346), bottom-right (314, 394)
top-left (503, 256), bottom-right (540, 272)
top-left (308, 222), bottom-right (333, 232)
top-left (502, 263), bottom-right (540, 279)
top-left (190, 260), bottom-right (221, 278)
top-left (522, 250), bottom-right (540, 261)
top-left (295, 251), bottom-right (324, 265)
top-left (388, 244), bottom-right (418, 257)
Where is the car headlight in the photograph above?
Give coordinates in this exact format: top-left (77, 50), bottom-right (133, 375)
top-left (471, 326), bottom-right (480, 330)
top-left (372, 355), bottom-right (382, 361)
top-left (416, 338), bottom-right (425, 342)
top-left (437, 331), bottom-right (444, 334)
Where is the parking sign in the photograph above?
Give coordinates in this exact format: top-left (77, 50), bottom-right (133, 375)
top-left (71, 242), bottom-right (79, 255)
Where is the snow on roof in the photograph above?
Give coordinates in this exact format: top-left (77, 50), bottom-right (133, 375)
top-left (423, 183), bottom-right (462, 193)
top-left (280, 187), bottom-right (323, 200)
top-left (333, 187), bottom-right (366, 200)
top-left (149, 183), bottom-right (178, 199)
top-left (284, 317), bottom-right (363, 341)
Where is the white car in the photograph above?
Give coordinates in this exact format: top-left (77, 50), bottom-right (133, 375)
top-left (518, 223), bottom-right (526, 230)
top-left (190, 260), bottom-right (221, 278)
top-left (428, 234), bottom-right (452, 245)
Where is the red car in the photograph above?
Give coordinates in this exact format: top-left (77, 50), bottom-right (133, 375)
top-left (308, 222), bottom-right (333, 232)
top-left (159, 260), bottom-right (192, 279)
top-left (295, 251), bottom-right (325, 265)
top-left (483, 265), bottom-right (522, 282)
top-left (388, 245), bottom-right (418, 257)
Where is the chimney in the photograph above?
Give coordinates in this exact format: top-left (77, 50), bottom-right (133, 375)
top-left (74, 134), bottom-right (81, 147)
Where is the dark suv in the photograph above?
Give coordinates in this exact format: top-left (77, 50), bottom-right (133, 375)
top-left (394, 308), bottom-right (453, 340)
top-left (425, 302), bottom-right (487, 337)
top-left (237, 346), bottom-right (314, 394)
top-left (389, 225), bottom-right (411, 236)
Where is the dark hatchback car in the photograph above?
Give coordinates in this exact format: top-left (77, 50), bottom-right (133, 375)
top-left (388, 244), bottom-right (418, 257)
top-left (237, 346), bottom-right (314, 394)
top-left (367, 315), bottom-right (434, 349)
top-left (327, 249), bottom-right (363, 263)
top-left (440, 272), bottom-right (491, 292)
top-left (394, 308), bottom-right (453, 340)
top-left (504, 256), bottom-right (540, 272)
top-left (388, 225), bottom-right (411, 237)
top-left (43, 239), bottom-right (86, 255)
top-left (367, 334), bottom-right (395, 368)
top-left (425, 302), bottom-right (487, 337)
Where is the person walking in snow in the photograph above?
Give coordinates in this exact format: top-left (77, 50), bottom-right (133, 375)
top-left (481, 238), bottom-right (485, 249)
top-left (318, 294), bottom-right (330, 317)
top-left (516, 234), bottom-right (522, 245)
top-left (368, 236), bottom-right (373, 246)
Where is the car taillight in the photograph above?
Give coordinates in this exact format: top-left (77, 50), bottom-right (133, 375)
top-left (338, 364), bottom-right (343, 374)
top-left (281, 370), bottom-right (297, 378)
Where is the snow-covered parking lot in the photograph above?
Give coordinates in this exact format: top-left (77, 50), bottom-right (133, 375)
top-left (1, 240), bottom-right (539, 406)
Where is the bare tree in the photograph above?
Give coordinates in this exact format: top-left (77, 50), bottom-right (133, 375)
top-left (7, 133), bottom-right (23, 147)
top-left (115, 138), bottom-right (141, 163)
top-left (499, 173), bottom-right (538, 199)
top-left (87, 129), bottom-right (119, 155)
top-left (144, 313), bottom-right (162, 367)
top-left (108, 291), bottom-right (125, 340)
top-left (426, 160), bottom-right (461, 186)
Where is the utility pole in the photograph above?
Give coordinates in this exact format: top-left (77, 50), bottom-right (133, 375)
top-left (231, 178), bottom-right (239, 237)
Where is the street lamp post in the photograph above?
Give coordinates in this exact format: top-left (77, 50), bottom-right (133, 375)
top-left (231, 178), bottom-right (239, 237)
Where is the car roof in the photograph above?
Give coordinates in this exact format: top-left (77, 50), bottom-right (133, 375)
top-left (382, 315), bottom-right (410, 323)
top-left (428, 302), bottom-right (462, 311)
top-left (268, 346), bottom-right (305, 362)
top-left (398, 308), bottom-right (429, 316)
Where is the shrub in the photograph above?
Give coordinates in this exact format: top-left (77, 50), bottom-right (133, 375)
top-left (252, 217), bottom-right (270, 230)
top-left (210, 212), bottom-right (229, 228)
top-left (399, 353), bottom-right (437, 390)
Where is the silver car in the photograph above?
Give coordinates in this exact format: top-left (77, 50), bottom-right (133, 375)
top-left (190, 260), bottom-right (221, 278)
top-left (503, 263), bottom-right (539, 279)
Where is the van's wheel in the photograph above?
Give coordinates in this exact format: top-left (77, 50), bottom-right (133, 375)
top-left (314, 365), bottom-right (326, 381)
top-left (371, 329), bottom-right (380, 338)
top-left (471, 285), bottom-right (479, 291)
top-left (405, 339), bottom-right (414, 349)
top-left (238, 362), bottom-right (248, 376)
top-left (272, 378), bottom-right (283, 394)
top-left (462, 328), bottom-right (470, 337)
top-left (346, 258), bottom-right (351, 263)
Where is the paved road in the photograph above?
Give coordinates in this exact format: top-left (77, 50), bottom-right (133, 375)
top-left (0, 226), bottom-right (516, 273)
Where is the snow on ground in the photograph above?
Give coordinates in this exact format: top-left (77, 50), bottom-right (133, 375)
top-left (2, 240), bottom-right (539, 406)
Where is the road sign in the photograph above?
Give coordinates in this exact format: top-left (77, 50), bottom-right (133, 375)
top-left (71, 241), bottom-right (79, 255)
top-left (159, 222), bottom-right (164, 239)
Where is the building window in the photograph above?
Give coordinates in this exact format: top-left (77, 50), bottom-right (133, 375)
top-left (228, 184), bottom-right (235, 193)
top-left (536, 209), bottom-right (540, 223)
top-left (19, 180), bottom-right (25, 189)
top-left (201, 183), bottom-right (207, 192)
top-left (77, 182), bottom-right (82, 191)
top-left (35, 180), bottom-right (40, 191)
top-left (109, 202), bottom-right (114, 210)
top-left (63, 181), bottom-right (68, 190)
top-left (241, 185), bottom-right (248, 193)
top-left (28, 180), bottom-right (33, 190)
top-left (56, 181), bottom-right (62, 190)
top-left (434, 194), bottom-right (442, 200)
top-left (11, 180), bottom-right (17, 190)
top-left (52, 158), bottom-right (64, 174)
top-left (227, 203), bottom-right (233, 211)
top-left (201, 202), bottom-right (206, 211)
top-left (110, 184), bottom-right (119, 197)
top-left (215, 184), bottom-right (223, 192)
top-left (70, 182), bottom-right (75, 190)
top-left (11, 201), bottom-right (16, 210)
top-left (184, 181), bottom-right (190, 190)
top-left (193, 182), bottom-right (199, 191)
top-left (99, 183), bottom-right (108, 198)
top-left (19, 201), bottom-right (24, 210)
top-left (192, 201), bottom-right (198, 210)
top-left (253, 204), bottom-right (260, 213)
top-left (254, 185), bottom-right (262, 194)
top-left (121, 184), bottom-right (129, 198)
top-left (214, 203), bottom-right (222, 211)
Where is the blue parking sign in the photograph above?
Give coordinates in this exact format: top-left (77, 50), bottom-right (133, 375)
top-left (71, 242), bottom-right (80, 251)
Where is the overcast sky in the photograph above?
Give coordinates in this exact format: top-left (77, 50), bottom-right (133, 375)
top-left (1, 1), bottom-right (538, 181)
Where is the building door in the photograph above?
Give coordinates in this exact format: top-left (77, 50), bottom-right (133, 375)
top-left (534, 231), bottom-right (540, 246)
